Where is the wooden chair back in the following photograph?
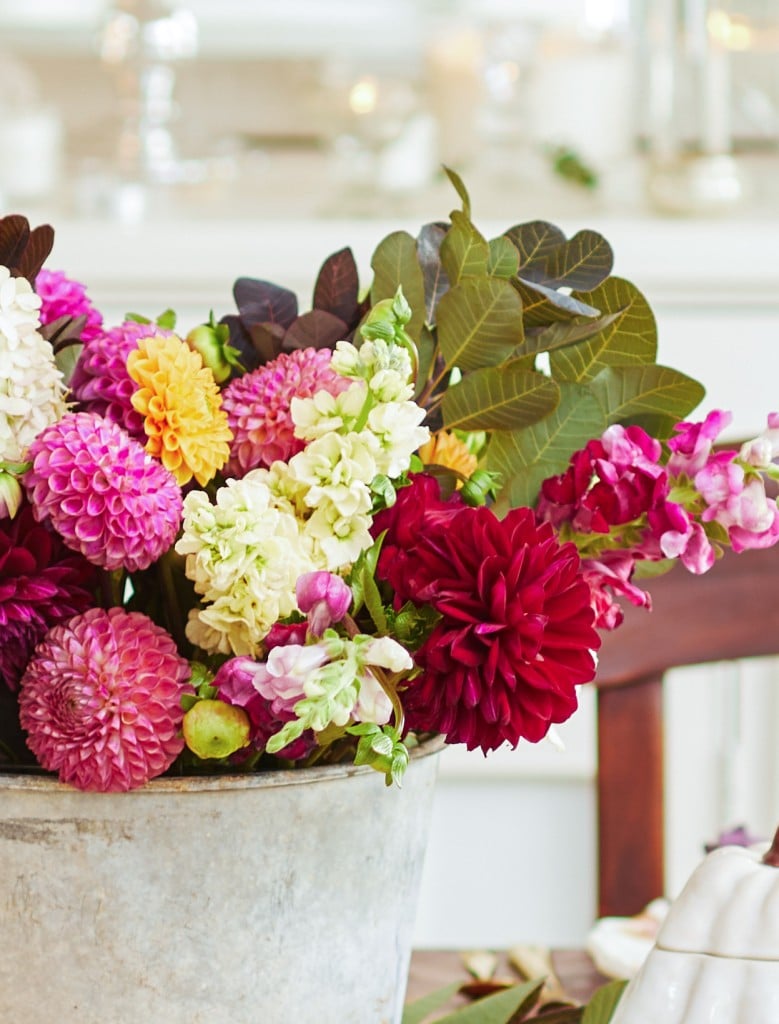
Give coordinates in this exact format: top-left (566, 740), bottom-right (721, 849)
top-left (594, 541), bottom-right (779, 917)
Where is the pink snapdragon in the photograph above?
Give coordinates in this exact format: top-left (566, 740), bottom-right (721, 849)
top-left (645, 499), bottom-right (716, 574)
top-left (667, 409), bottom-right (733, 477)
top-left (697, 462), bottom-right (779, 552)
top-left (296, 571), bottom-right (352, 635)
top-left (580, 551), bottom-right (652, 630)
top-left (537, 424), bottom-right (667, 534)
top-left (739, 412), bottom-right (779, 469)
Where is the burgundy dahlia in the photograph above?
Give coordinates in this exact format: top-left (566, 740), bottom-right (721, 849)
top-left (0, 501), bottom-right (97, 691)
top-left (214, 656), bottom-right (314, 761)
top-left (221, 348), bottom-right (350, 477)
top-left (18, 607), bottom-right (192, 791)
top-left (69, 320), bottom-right (172, 439)
top-left (24, 411), bottom-right (183, 572)
top-left (379, 500), bottom-right (600, 753)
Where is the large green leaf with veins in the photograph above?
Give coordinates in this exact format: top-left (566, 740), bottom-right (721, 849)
top-left (590, 364), bottom-right (706, 435)
top-left (437, 277), bottom-right (524, 374)
top-left (486, 383), bottom-right (608, 508)
top-left (442, 364), bottom-right (559, 432)
top-left (370, 230), bottom-right (426, 341)
top-left (550, 278), bottom-right (657, 382)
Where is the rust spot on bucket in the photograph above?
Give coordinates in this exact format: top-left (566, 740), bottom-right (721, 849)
top-left (0, 818), bottom-right (135, 844)
top-left (0, 820), bottom-right (57, 844)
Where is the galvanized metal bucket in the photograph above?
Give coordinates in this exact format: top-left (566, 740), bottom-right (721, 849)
top-left (0, 738), bottom-right (442, 1024)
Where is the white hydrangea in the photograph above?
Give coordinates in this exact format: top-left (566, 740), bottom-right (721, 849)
top-left (176, 471), bottom-right (315, 655)
top-left (0, 267), bottom-right (67, 462)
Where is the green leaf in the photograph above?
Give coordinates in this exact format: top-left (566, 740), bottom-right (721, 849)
top-left (444, 165), bottom-right (472, 218)
top-left (415, 326), bottom-right (437, 400)
top-left (513, 277), bottom-right (601, 329)
top-left (581, 980), bottom-right (628, 1024)
top-left (487, 236), bottom-right (520, 279)
top-left (362, 563), bottom-right (389, 635)
top-left (589, 364), bottom-right (706, 433)
top-left (370, 230), bottom-right (426, 341)
top-left (519, 230), bottom-right (614, 291)
top-left (441, 365), bottom-right (559, 432)
top-left (440, 211), bottom-right (490, 285)
top-left (504, 221), bottom-right (567, 268)
top-left (519, 312), bottom-right (623, 358)
top-left (550, 278), bottom-right (657, 382)
top-left (486, 383), bottom-right (607, 508)
top-left (402, 982), bottom-right (462, 1024)
top-left (437, 278), bottom-right (524, 374)
top-left (435, 978), bottom-right (544, 1023)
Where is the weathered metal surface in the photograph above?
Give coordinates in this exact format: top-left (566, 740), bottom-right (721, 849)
top-left (0, 740), bottom-right (442, 1023)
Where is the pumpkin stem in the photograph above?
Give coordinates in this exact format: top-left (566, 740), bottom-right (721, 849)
top-left (762, 825), bottom-right (779, 866)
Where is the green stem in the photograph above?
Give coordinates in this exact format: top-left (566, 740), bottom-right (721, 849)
top-left (341, 612), bottom-right (406, 735)
top-left (157, 550), bottom-right (187, 652)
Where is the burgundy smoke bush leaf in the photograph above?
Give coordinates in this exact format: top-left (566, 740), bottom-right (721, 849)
top-left (284, 310), bottom-right (349, 351)
top-left (312, 247), bottom-right (360, 325)
top-left (233, 278), bottom-right (298, 330)
top-left (0, 215), bottom-right (54, 281)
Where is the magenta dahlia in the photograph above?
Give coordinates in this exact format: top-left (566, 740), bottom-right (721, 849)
top-left (378, 496), bottom-right (600, 752)
top-left (221, 348), bottom-right (350, 477)
top-left (24, 411), bottom-right (183, 572)
top-left (35, 268), bottom-right (104, 343)
top-left (0, 501), bottom-right (97, 691)
top-left (69, 320), bottom-right (173, 439)
top-left (214, 656), bottom-right (314, 761)
top-left (18, 607), bottom-right (192, 791)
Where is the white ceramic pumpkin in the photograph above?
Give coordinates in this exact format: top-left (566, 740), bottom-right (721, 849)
top-left (609, 826), bottom-right (779, 1023)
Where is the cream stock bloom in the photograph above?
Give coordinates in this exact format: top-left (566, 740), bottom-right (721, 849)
top-left (176, 471), bottom-right (315, 655)
top-left (368, 402), bottom-right (429, 477)
top-left (331, 338), bottom-right (414, 402)
top-left (0, 268), bottom-right (67, 462)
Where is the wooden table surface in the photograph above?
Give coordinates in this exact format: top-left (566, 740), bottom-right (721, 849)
top-left (407, 949), bottom-right (609, 1012)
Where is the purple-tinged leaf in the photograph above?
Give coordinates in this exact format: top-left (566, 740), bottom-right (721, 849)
top-left (283, 310), bottom-right (349, 351)
top-left (233, 278), bottom-right (298, 330)
top-left (219, 314), bottom-right (262, 372)
top-left (417, 222), bottom-right (450, 327)
top-left (0, 215), bottom-right (31, 274)
top-left (313, 247), bottom-right (360, 324)
top-left (18, 223), bottom-right (55, 282)
top-left (248, 321), bottom-right (286, 363)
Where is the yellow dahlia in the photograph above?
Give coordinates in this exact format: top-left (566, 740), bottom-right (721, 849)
top-left (419, 430), bottom-right (477, 483)
top-left (127, 333), bottom-right (232, 486)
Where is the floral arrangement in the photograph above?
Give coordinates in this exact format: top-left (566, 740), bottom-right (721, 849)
top-left (2, 172), bottom-right (779, 793)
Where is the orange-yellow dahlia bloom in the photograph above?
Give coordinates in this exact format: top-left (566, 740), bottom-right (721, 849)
top-left (127, 333), bottom-right (232, 486)
top-left (419, 430), bottom-right (478, 482)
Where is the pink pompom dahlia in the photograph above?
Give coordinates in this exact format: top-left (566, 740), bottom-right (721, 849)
top-left (35, 268), bottom-right (104, 343)
top-left (377, 486), bottom-right (600, 753)
top-left (24, 411), bottom-right (183, 572)
top-left (18, 607), bottom-right (192, 791)
top-left (0, 501), bottom-right (97, 691)
top-left (69, 320), bottom-right (172, 440)
top-left (221, 348), bottom-right (350, 477)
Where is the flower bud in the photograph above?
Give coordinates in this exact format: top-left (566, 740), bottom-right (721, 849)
top-left (185, 315), bottom-right (243, 384)
top-left (182, 699), bottom-right (251, 759)
top-left (0, 470), bottom-right (23, 518)
top-left (296, 570), bottom-right (352, 635)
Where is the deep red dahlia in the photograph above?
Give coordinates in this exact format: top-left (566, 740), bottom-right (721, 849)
top-left (371, 473), bottom-right (462, 600)
top-left (386, 505), bottom-right (600, 752)
top-left (0, 502), bottom-right (97, 691)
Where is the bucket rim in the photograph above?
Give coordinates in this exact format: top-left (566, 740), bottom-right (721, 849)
top-left (0, 734), bottom-right (445, 794)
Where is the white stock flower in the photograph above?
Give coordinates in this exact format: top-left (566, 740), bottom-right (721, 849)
top-left (176, 471), bottom-right (315, 655)
top-left (367, 401), bottom-right (430, 477)
top-left (0, 268), bottom-right (67, 462)
top-left (292, 384), bottom-right (365, 442)
top-left (288, 431), bottom-right (379, 511)
top-left (304, 504), bottom-right (374, 569)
